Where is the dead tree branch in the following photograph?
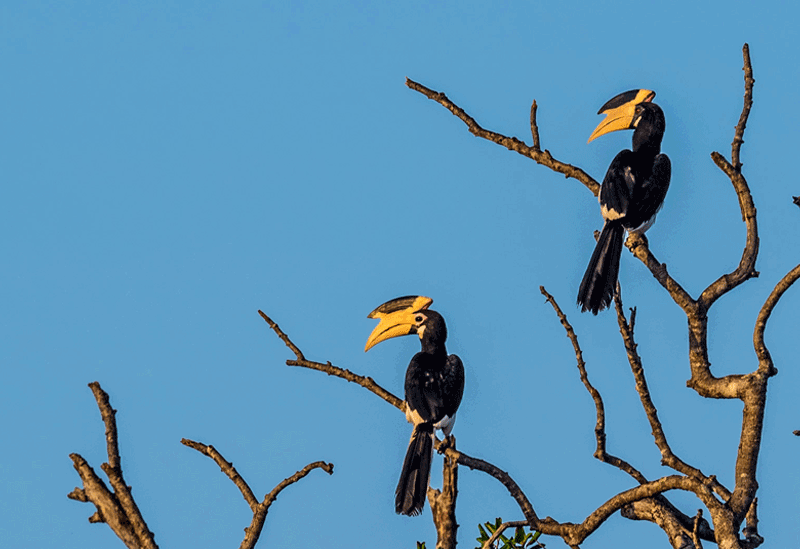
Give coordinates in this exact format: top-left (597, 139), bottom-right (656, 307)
top-left (539, 286), bottom-right (646, 483)
top-left (542, 286), bottom-right (718, 547)
top-left (753, 263), bottom-right (800, 374)
top-left (259, 310), bottom-right (404, 411)
top-left (529, 100), bottom-right (541, 151)
top-left (613, 292), bottom-right (731, 501)
top-left (68, 382), bottom-right (158, 549)
top-left (181, 438), bottom-right (333, 549)
top-left (405, 77), bottom-right (599, 195)
top-left (180, 439), bottom-right (260, 510)
top-left (427, 437), bottom-right (459, 549)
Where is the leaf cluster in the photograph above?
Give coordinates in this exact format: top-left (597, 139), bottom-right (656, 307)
top-left (475, 518), bottom-right (544, 549)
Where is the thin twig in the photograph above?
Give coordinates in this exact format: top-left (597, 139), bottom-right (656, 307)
top-left (258, 310), bottom-right (305, 361)
top-left (264, 460), bottom-right (334, 511)
top-left (742, 498), bottom-right (764, 546)
top-left (692, 509), bottom-right (704, 549)
top-left (181, 439), bottom-right (259, 510)
top-left (530, 100), bottom-right (541, 151)
top-left (732, 43), bottom-right (754, 172)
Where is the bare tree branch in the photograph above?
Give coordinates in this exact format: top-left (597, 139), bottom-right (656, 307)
top-left (427, 437), bottom-right (459, 549)
top-left (700, 44), bottom-right (759, 313)
top-left (753, 263), bottom-right (800, 374)
top-left (539, 286), bottom-right (646, 483)
top-left (731, 43), bottom-right (754, 172)
top-left (183, 437), bottom-right (333, 549)
top-left (625, 233), bottom-right (697, 316)
top-left (692, 509), bottom-right (704, 549)
top-left (68, 382), bottom-right (158, 549)
top-left (621, 498), bottom-right (713, 549)
top-left (612, 292), bottom-right (731, 501)
top-left (243, 461), bottom-right (334, 549)
top-left (530, 100), bottom-right (541, 151)
top-left (742, 498), bottom-right (764, 546)
top-left (264, 460), bottom-right (335, 510)
top-left (405, 77), bottom-right (599, 195)
top-left (180, 439), bottom-right (259, 510)
top-left (259, 310), bottom-right (404, 411)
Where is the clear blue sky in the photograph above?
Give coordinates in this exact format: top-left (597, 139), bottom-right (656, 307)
top-left (2, 1), bottom-right (799, 548)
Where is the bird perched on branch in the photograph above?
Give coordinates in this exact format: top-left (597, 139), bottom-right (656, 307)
top-left (577, 89), bottom-right (671, 314)
top-left (365, 295), bottom-right (464, 516)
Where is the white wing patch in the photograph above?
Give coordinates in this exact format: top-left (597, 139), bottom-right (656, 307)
top-left (629, 213), bottom-right (657, 234)
top-left (405, 403), bottom-right (425, 425)
top-left (404, 402), bottom-right (457, 436)
top-left (435, 414), bottom-right (456, 436)
top-left (601, 205), bottom-right (623, 221)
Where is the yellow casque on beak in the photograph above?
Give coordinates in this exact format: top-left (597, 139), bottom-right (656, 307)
top-left (364, 295), bottom-right (433, 352)
top-left (587, 89), bottom-right (655, 143)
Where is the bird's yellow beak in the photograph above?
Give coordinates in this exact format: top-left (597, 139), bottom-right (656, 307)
top-left (588, 89), bottom-right (655, 143)
top-left (364, 296), bottom-right (433, 352)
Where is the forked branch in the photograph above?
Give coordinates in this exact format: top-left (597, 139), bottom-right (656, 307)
top-left (405, 78), bottom-right (599, 195)
top-left (68, 382), bottom-right (158, 549)
top-left (182, 438), bottom-right (333, 549)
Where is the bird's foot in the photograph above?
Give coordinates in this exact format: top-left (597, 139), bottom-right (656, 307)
top-left (437, 434), bottom-right (456, 454)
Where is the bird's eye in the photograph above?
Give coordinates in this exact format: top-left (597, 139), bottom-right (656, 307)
top-left (415, 315), bottom-right (423, 323)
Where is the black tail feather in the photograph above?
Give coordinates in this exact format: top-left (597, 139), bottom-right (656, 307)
top-left (395, 424), bottom-right (434, 516)
top-left (577, 221), bottom-right (625, 314)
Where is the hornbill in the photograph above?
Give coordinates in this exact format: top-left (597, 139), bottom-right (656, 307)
top-left (577, 89), bottom-right (671, 314)
top-left (364, 295), bottom-right (465, 516)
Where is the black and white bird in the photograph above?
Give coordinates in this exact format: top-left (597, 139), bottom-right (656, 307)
top-left (578, 89), bottom-right (671, 314)
top-left (365, 295), bottom-right (464, 516)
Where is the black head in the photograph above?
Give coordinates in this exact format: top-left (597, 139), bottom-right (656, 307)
top-left (414, 309), bottom-right (447, 353)
top-left (631, 102), bottom-right (666, 153)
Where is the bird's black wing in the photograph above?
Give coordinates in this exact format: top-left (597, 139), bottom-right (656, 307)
top-left (598, 149), bottom-right (636, 221)
top-left (634, 153), bottom-right (671, 225)
top-left (442, 354), bottom-right (465, 418)
top-left (405, 353), bottom-right (445, 423)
